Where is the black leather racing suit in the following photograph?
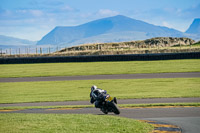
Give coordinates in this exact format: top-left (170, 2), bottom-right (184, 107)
top-left (90, 88), bottom-right (107, 108)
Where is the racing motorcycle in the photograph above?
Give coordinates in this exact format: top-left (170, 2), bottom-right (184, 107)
top-left (100, 95), bottom-right (120, 115)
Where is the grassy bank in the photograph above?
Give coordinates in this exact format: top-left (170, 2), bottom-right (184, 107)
top-left (0, 78), bottom-right (199, 103)
top-left (0, 114), bottom-right (153, 133)
top-left (0, 59), bottom-right (199, 78)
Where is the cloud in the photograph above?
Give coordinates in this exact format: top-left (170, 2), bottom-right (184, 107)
top-left (181, 4), bottom-right (200, 19)
top-left (28, 0), bottom-right (64, 8)
top-left (0, 8), bottom-right (12, 18)
top-left (29, 10), bottom-right (43, 17)
top-left (125, 3), bottom-right (200, 32)
top-left (27, 0), bottom-right (78, 14)
top-left (2, 0), bottom-right (199, 41)
top-left (162, 21), bottom-right (172, 28)
top-left (0, 8), bottom-right (44, 20)
top-left (61, 5), bottom-right (75, 11)
top-left (97, 9), bottom-right (119, 17)
top-left (0, 2), bottom-right (82, 40)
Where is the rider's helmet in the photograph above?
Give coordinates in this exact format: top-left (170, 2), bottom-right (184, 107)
top-left (91, 85), bottom-right (97, 91)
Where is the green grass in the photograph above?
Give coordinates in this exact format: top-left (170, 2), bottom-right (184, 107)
top-left (0, 103), bottom-right (199, 110)
top-left (0, 114), bottom-right (153, 133)
top-left (192, 42), bottom-right (200, 46)
top-left (0, 78), bottom-right (199, 103)
top-left (0, 105), bottom-right (93, 110)
top-left (0, 59), bottom-right (199, 78)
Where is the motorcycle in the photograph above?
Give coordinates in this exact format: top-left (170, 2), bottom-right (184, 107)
top-left (100, 95), bottom-right (120, 115)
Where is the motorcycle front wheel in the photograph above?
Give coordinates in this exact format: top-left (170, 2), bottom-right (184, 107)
top-left (100, 107), bottom-right (108, 114)
top-left (109, 102), bottom-right (120, 115)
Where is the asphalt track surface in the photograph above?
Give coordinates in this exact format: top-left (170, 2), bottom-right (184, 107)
top-left (1, 97), bottom-right (200, 107)
top-left (0, 72), bottom-right (200, 82)
top-left (1, 72), bottom-right (200, 132)
top-left (1, 106), bottom-right (200, 133)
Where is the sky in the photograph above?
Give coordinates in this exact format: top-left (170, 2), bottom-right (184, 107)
top-left (0, 0), bottom-right (200, 41)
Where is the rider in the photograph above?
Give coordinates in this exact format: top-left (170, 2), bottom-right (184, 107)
top-left (90, 85), bottom-right (107, 108)
top-left (90, 85), bottom-right (117, 109)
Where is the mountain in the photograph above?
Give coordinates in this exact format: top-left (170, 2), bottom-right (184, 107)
top-left (0, 35), bottom-right (36, 47)
top-left (185, 18), bottom-right (200, 34)
top-left (37, 15), bottom-right (186, 46)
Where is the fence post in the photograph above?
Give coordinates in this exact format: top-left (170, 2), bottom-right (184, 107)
top-left (40, 47), bottom-right (42, 54)
top-left (9, 48), bottom-right (11, 55)
top-left (27, 47), bottom-right (28, 55)
top-left (25, 47), bottom-right (27, 55)
top-left (36, 47), bottom-right (38, 54)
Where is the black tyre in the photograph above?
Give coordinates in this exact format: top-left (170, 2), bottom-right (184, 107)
top-left (100, 107), bottom-right (108, 114)
top-left (109, 102), bottom-right (120, 115)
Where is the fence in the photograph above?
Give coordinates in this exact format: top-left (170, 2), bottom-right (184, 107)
top-left (0, 46), bottom-right (64, 55)
top-left (0, 52), bottom-right (200, 64)
top-left (1, 45), bottom-right (200, 57)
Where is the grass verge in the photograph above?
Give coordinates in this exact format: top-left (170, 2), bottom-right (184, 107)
top-left (0, 103), bottom-right (199, 110)
top-left (0, 78), bottom-right (199, 103)
top-left (0, 59), bottom-right (199, 78)
top-left (0, 114), bottom-right (153, 133)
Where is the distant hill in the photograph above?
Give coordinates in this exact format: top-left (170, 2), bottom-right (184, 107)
top-left (0, 35), bottom-right (36, 48)
top-left (37, 15), bottom-right (186, 47)
top-left (186, 18), bottom-right (200, 34)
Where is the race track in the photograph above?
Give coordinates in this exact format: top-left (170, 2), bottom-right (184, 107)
top-left (0, 72), bottom-right (200, 82)
top-left (1, 72), bottom-right (200, 132)
top-left (1, 97), bottom-right (200, 107)
top-left (1, 106), bottom-right (200, 133)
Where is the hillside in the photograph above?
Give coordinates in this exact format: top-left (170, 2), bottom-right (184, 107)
top-left (186, 18), bottom-right (200, 34)
top-left (57, 37), bottom-right (197, 56)
top-left (0, 35), bottom-right (36, 49)
top-left (2, 37), bottom-right (199, 57)
top-left (37, 15), bottom-right (186, 46)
